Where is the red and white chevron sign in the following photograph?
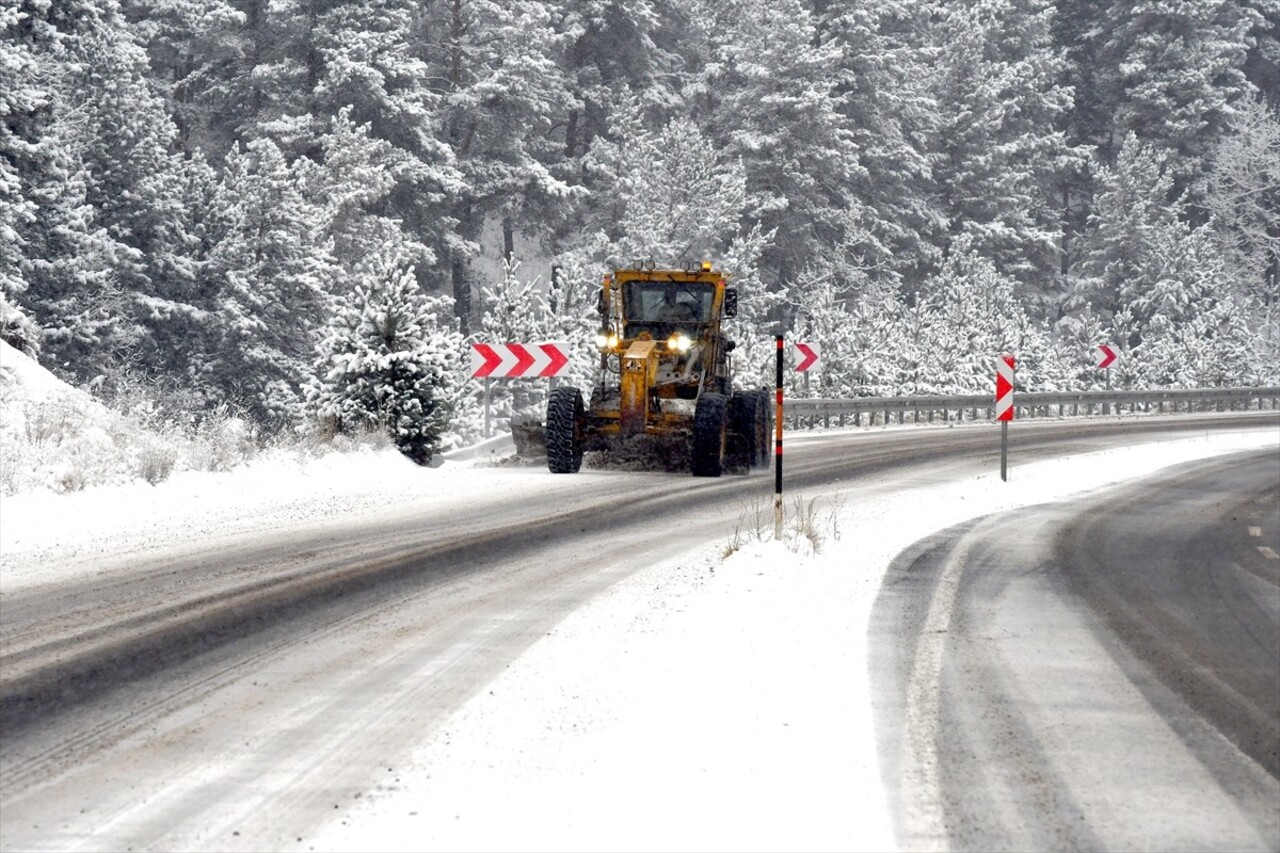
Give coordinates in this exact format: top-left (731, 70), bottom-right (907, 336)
top-left (995, 353), bottom-right (1016, 422)
top-left (470, 342), bottom-right (570, 378)
top-left (1095, 343), bottom-right (1117, 369)
top-left (794, 342), bottom-right (821, 372)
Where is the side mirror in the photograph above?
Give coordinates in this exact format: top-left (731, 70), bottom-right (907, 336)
top-left (724, 288), bottom-right (738, 318)
top-left (596, 289), bottom-right (607, 317)
top-left (725, 340), bottom-right (737, 353)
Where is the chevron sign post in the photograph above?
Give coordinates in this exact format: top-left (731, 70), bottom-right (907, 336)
top-left (470, 342), bottom-right (570, 378)
top-left (1096, 343), bottom-right (1117, 413)
top-left (470, 342), bottom-right (571, 438)
top-left (995, 354), bottom-right (1015, 421)
top-left (996, 353), bottom-right (1015, 481)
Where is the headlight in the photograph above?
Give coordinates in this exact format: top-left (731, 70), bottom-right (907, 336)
top-left (596, 330), bottom-right (619, 350)
top-left (667, 333), bottom-right (692, 353)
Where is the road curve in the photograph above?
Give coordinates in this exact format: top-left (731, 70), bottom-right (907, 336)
top-left (871, 447), bottom-right (1280, 852)
top-left (8, 412), bottom-right (1268, 733)
top-left (1, 413), bottom-right (1275, 850)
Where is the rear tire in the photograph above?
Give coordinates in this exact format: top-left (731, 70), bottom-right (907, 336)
top-left (755, 388), bottom-right (774, 468)
top-left (691, 392), bottom-right (727, 477)
top-left (726, 392), bottom-right (756, 474)
top-left (546, 387), bottom-right (585, 473)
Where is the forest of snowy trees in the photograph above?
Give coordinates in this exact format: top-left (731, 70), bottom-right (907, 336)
top-left (2, 0), bottom-right (1278, 457)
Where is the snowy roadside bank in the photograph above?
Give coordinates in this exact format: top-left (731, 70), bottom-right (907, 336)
top-left (298, 425), bottom-right (1277, 853)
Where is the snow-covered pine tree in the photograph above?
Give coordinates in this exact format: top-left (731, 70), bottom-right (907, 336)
top-left (785, 267), bottom-right (853, 398)
top-left (555, 0), bottom-right (690, 162)
top-left (546, 0), bottom-right (700, 276)
top-left (315, 108), bottom-right (433, 275)
top-left (816, 0), bottom-right (943, 288)
top-left (1073, 132), bottom-right (1268, 387)
top-left (929, 0), bottom-right (1075, 307)
top-left (308, 0), bottom-right (459, 295)
top-left (1099, 0), bottom-right (1258, 205)
top-left (3, 1), bottom-right (144, 371)
top-left (918, 242), bottom-right (1018, 393)
top-left (120, 0), bottom-right (246, 158)
top-left (845, 279), bottom-right (910, 398)
top-left (60, 21), bottom-right (210, 383)
top-left (1, 2), bottom-right (43, 355)
top-left (586, 117), bottom-right (749, 267)
top-left (421, 0), bottom-right (573, 334)
top-left (201, 138), bottom-right (336, 429)
top-left (910, 237), bottom-right (1068, 393)
top-left (309, 264), bottom-right (460, 465)
top-left (1071, 133), bottom-right (1179, 326)
top-left (686, 0), bottom-right (856, 288)
top-left (1204, 98), bottom-right (1280, 308)
top-left (1055, 305), bottom-right (1112, 390)
top-left (1243, 0), bottom-right (1280, 110)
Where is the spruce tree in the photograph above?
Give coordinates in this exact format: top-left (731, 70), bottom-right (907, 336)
top-left (687, 0), bottom-right (856, 287)
top-left (421, 0), bottom-right (573, 333)
top-left (1099, 0), bottom-right (1258, 203)
top-left (930, 0), bottom-right (1076, 307)
top-left (816, 0), bottom-right (943, 288)
top-left (202, 138), bottom-right (336, 429)
top-left (1204, 98), bottom-right (1280, 307)
top-left (120, 0), bottom-right (247, 158)
top-left (309, 264), bottom-right (460, 464)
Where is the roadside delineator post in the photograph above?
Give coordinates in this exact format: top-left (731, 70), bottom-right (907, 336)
top-left (775, 335), bottom-right (784, 540)
top-left (996, 353), bottom-right (1015, 481)
top-left (1096, 343), bottom-right (1117, 415)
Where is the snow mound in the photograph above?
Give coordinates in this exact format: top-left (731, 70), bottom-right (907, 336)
top-left (0, 342), bottom-right (139, 495)
top-left (0, 340), bottom-right (111, 416)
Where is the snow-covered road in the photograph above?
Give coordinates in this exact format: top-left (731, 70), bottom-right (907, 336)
top-left (1, 412), bottom-right (1277, 851)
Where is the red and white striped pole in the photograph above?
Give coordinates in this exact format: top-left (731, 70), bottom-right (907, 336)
top-left (996, 353), bottom-right (1015, 481)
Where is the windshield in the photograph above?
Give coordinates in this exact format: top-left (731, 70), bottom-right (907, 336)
top-left (623, 281), bottom-right (715, 325)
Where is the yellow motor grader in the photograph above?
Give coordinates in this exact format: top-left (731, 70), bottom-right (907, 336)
top-left (545, 261), bottom-right (771, 476)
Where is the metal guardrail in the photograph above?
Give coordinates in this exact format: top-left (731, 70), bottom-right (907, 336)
top-left (784, 386), bottom-right (1280, 429)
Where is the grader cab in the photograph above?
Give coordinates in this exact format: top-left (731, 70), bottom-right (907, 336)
top-left (545, 262), bottom-right (771, 476)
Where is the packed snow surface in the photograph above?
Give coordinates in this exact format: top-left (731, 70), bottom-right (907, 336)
top-left (2, 341), bottom-right (1277, 851)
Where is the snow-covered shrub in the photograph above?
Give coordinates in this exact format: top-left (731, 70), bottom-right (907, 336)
top-left (134, 431), bottom-right (178, 485)
top-left (307, 264), bottom-right (461, 465)
top-left (185, 406), bottom-right (258, 472)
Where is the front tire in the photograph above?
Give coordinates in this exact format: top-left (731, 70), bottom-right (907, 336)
top-left (546, 387), bottom-right (585, 473)
top-left (691, 392), bottom-right (728, 477)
